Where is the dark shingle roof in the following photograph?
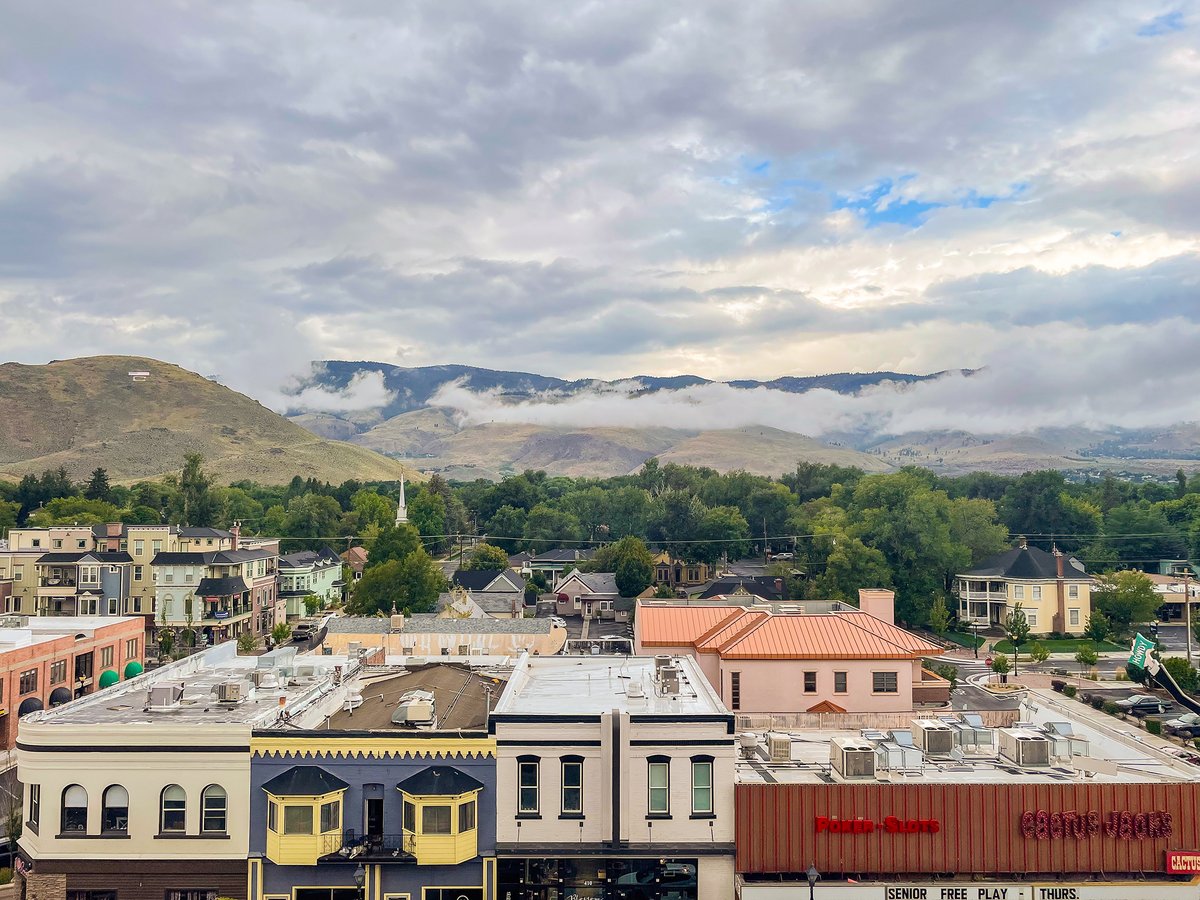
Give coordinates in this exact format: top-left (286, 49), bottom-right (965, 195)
top-left (696, 576), bottom-right (785, 600)
top-left (262, 765), bottom-right (349, 796)
top-left (452, 569), bottom-right (524, 592)
top-left (180, 527), bottom-right (233, 539)
top-left (36, 552), bottom-right (133, 564)
top-left (152, 548), bottom-right (274, 566)
top-left (962, 546), bottom-right (1090, 580)
top-left (196, 576), bottom-right (250, 596)
top-left (396, 766), bottom-right (484, 796)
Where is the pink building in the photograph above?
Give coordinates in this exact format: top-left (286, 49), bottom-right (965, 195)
top-left (634, 591), bottom-right (947, 714)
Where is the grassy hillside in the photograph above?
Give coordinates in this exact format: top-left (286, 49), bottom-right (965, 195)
top-left (347, 407), bottom-right (891, 479)
top-left (0, 356), bottom-right (423, 484)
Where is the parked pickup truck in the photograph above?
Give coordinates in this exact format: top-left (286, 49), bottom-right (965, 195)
top-left (291, 622), bottom-right (315, 643)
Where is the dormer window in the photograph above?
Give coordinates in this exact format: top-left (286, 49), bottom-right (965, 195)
top-left (397, 766), bottom-right (484, 866)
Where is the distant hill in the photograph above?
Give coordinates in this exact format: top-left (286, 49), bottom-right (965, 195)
top-left (0, 356), bottom-right (423, 485)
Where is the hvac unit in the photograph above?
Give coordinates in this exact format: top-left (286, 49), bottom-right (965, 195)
top-left (738, 733), bottom-right (759, 757)
top-left (217, 681), bottom-right (245, 703)
top-left (913, 719), bottom-right (956, 756)
top-left (348, 641), bottom-right (362, 656)
top-left (146, 684), bottom-right (184, 711)
top-left (391, 689), bottom-right (435, 725)
top-left (654, 655), bottom-right (673, 678)
top-left (767, 733), bottom-right (792, 763)
top-left (830, 737), bottom-right (877, 779)
top-left (659, 665), bottom-right (681, 695)
top-left (999, 729), bottom-right (1051, 767)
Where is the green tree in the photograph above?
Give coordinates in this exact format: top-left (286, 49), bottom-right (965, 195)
top-left (1075, 644), bottom-right (1099, 680)
top-left (282, 494), bottom-right (344, 550)
top-left (271, 622), bottom-right (293, 645)
top-left (587, 536), bottom-right (654, 597)
top-left (990, 653), bottom-right (1010, 683)
top-left (26, 497), bottom-right (124, 526)
top-left (351, 489), bottom-right (395, 531)
top-left (304, 595), bottom-right (321, 616)
top-left (947, 497), bottom-right (1009, 563)
top-left (175, 453), bottom-right (221, 527)
top-left (83, 467), bottom-right (112, 503)
top-left (523, 504), bottom-right (583, 548)
top-left (1103, 502), bottom-right (1185, 567)
top-left (1163, 656), bottom-right (1200, 694)
top-left (0, 500), bottom-right (18, 537)
top-left (1083, 610), bottom-right (1111, 645)
top-left (694, 505), bottom-right (751, 565)
top-left (1092, 570), bottom-right (1159, 638)
top-left (928, 595), bottom-right (950, 635)
top-left (485, 505), bottom-right (528, 553)
top-left (998, 471), bottom-right (1100, 552)
top-left (1004, 603), bottom-right (1031, 675)
top-left (349, 550), bottom-right (445, 615)
top-left (653, 583), bottom-right (675, 598)
top-left (237, 631), bottom-right (257, 654)
top-left (1029, 642), bottom-right (1050, 665)
top-left (409, 488), bottom-right (448, 553)
top-left (367, 524), bottom-right (423, 569)
top-left (465, 543), bottom-right (511, 571)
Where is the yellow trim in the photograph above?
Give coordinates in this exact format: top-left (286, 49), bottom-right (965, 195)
top-left (248, 856), bottom-right (262, 900)
top-left (402, 788), bottom-right (481, 866)
top-left (264, 788), bottom-right (346, 866)
top-left (252, 736), bottom-right (496, 759)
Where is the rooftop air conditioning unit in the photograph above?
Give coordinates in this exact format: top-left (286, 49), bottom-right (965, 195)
top-left (348, 641), bottom-right (362, 656)
top-left (913, 719), bottom-right (956, 756)
top-left (654, 655), bottom-right (673, 677)
top-left (830, 737), bottom-right (877, 779)
top-left (147, 684), bottom-right (184, 711)
top-left (391, 689), bottom-right (435, 725)
top-left (738, 733), bottom-right (759, 757)
top-left (659, 665), bottom-right (681, 695)
top-left (768, 733), bottom-right (792, 763)
top-left (999, 729), bottom-right (1051, 767)
top-left (217, 681), bottom-right (245, 703)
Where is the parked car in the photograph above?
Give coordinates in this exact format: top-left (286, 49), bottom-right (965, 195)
top-left (772, 551), bottom-right (794, 560)
top-left (1116, 694), bottom-right (1172, 716)
top-left (1164, 712), bottom-right (1200, 736)
top-left (291, 623), bottom-right (315, 642)
top-left (549, 616), bottom-right (567, 629)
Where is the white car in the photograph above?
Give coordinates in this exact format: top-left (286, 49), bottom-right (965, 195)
top-left (549, 616), bottom-right (567, 628)
top-left (773, 551), bottom-right (794, 560)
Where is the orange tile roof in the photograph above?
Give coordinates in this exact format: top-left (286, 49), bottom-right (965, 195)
top-left (637, 604), bottom-right (739, 646)
top-left (717, 612), bottom-right (944, 660)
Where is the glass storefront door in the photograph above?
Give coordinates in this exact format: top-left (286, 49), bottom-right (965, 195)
top-left (498, 857), bottom-right (698, 900)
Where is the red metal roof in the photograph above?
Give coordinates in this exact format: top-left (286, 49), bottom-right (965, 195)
top-left (636, 604), bottom-right (741, 646)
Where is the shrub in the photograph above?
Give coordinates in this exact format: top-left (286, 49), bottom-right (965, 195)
top-left (1164, 656), bottom-right (1200, 694)
top-left (1051, 679), bottom-right (1066, 693)
top-left (0, 868), bottom-right (11, 886)
top-left (1091, 695), bottom-right (1106, 710)
top-left (1102, 701), bottom-right (1121, 716)
top-left (1126, 663), bottom-right (1147, 684)
top-left (1194, 737), bottom-right (1200, 750)
top-left (1146, 719), bottom-right (1163, 736)
top-left (1048, 631), bottom-right (1064, 641)
top-left (1063, 685), bottom-right (1077, 698)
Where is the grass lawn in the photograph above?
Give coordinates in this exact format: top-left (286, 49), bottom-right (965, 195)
top-left (993, 637), bottom-right (1124, 654)
top-left (940, 629), bottom-right (985, 650)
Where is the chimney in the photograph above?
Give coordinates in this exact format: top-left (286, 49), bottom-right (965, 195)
top-left (1018, 536), bottom-right (1028, 550)
top-left (774, 578), bottom-right (784, 598)
top-left (857, 589), bottom-right (895, 625)
top-left (1054, 544), bottom-right (1064, 578)
top-left (231, 521), bottom-right (241, 551)
top-left (390, 613), bottom-right (405, 631)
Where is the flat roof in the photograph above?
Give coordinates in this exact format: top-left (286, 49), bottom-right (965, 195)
top-left (492, 653), bottom-right (728, 717)
top-left (321, 664), bottom-right (504, 731)
top-left (736, 691), bottom-right (1200, 786)
top-left (0, 615), bottom-right (141, 652)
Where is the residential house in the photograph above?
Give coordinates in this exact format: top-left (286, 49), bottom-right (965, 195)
top-left (321, 614), bottom-right (568, 659)
top-left (341, 546), bottom-right (368, 592)
top-left (633, 590), bottom-right (947, 713)
top-left (692, 576), bottom-right (786, 602)
top-left (438, 587), bottom-right (526, 620)
top-left (0, 614), bottom-right (144, 750)
top-left (512, 549), bottom-right (595, 588)
top-left (553, 569), bottom-right (620, 618)
top-left (448, 569), bottom-right (527, 618)
top-left (955, 539), bottom-right (1093, 635)
top-left (1, 526), bottom-right (99, 616)
top-left (652, 552), bottom-right (714, 591)
top-left (491, 653), bottom-right (736, 900)
top-left (152, 544), bottom-right (279, 644)
top-left (278, 547), bottom-right (344, 618)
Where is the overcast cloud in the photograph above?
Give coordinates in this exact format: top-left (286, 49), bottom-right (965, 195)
top-left (1, 1), bottom-right (1198, 430)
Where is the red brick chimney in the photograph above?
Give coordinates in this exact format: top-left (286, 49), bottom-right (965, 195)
top-left (231, 520), bottom-right (241, 551)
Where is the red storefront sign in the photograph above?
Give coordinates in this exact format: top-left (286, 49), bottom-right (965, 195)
top-left (1019, 809), bottom-right (1173, 840)
top-left (817, 815), bottom-right (941, 834)
top-left (1165, 851), bottom-right (1200, 874)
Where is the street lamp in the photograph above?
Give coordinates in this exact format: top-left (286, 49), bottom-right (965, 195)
top-left (353, 863), bottom-right (366, 898)
top-left (806, 864), bottom-right (820, 900)
top-left (969, 620), bottom-right (981, 659)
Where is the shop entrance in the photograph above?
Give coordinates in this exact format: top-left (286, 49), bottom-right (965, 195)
top-left (498, 857), bottom-right (698, 900)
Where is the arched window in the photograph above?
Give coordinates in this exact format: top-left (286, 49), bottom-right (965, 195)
top-left (201, 785), bottom-right (227, 833)
top-left (160, 784), bottom-right (186, 833)
top-left (102, 785), bottom-right (129, 832)
top-left (61, 784), bottom-right (87, 833)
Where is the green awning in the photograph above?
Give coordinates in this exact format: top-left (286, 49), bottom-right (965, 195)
top-left (123, 661), bottom-right (144, 680)
top-left (98, 669), bottom-right (120, 689)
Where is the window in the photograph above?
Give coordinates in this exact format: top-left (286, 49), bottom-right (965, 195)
top-left (50, 660), bottom-right (67, 685)
top-left (319, 799), bottom-right (340, 833)
top-left (31, 539), bottom-right (40, 548)
top-left (1069, 608), bottom-right (1081, 627)
top-left (803, 671), bottom-right (817, 693)
top-left (52, 539), bottom-right (62, 549)
top-left (61, 784), bottom-right (87, 833)
top-left (1025, 611), bottom-right (1038, 628)
top-left (68, 893), bottom-right (116, 900)
top-left (160, 785), bottom-right (186, 833)
top-left (28, 784), bottom-right (40, 829)
top-left (647, 759), bottom-right (670, 815)
top-left (134, 565), bottom-right (143, 581)
top-left (518, 758), bottom-right (539, 814)
top-left (1032, 585), bottom-right (1042, 601)
top-left (457, 644), bottom-right (470, 655)
top-left (403, 800), bottom-right (416, 833)
top-left (135, 540), bottom-right (145, 556)
top-left (691, 758), bottom-right (713, 815)
top-left (283, 805), bottom-right (313, 835)
top-left (19, 668), bottom-right (37, 694)
top-left (77, 539), bottom-right (87, 550)
top-left (440, 647), bottom-right (450, 656)
top-left (561, 758), bottom-right (583, 814)
top-left (872, 671), bottom-right (898, 694)
top-left (1013, 584), bottom-right (1024, 600)
top-left (80, 566), bottom-right (100, 584)
top-left (267, 800), bottom-right (278, 832)
top-left (100, 646), bottom-right (114, 668)
top-left (833, 671), bottom-right (848, 693)
top-left (102, 785), bottom-right (129, 833)
top-left (201, 785), bottom-right (227, 833)
top-left (730, 671), bottom-right (741, 711)
top-left (153, 540), bottom-right (162, 554)
top-left (422, 805), bottom-right (451, 834)
top-left (165, 891), bottom-right (218, 900)
top-left (131, 597), bottom-right (142, 613)
top-left (458, 799), bottom-right (476, 832)
top-left (126, 638), bottom-right (139, 660)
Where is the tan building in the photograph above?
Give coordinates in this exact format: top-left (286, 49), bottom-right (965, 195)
top-left (321, 613), bottom-right (567, 658)
top-left (955, 540), bottom-right (1094, 635)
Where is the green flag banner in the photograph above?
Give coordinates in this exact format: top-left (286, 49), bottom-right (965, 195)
top-left (1129, 633), bottom-right (1155, 669)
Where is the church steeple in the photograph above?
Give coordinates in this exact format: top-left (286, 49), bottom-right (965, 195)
top-left (395, 476), bottom-right (408, 525)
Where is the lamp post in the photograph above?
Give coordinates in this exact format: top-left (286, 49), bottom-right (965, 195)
top-left (353, 863), bottom-right (366, 899)
top-left (969, 620), bottom-right (981, 659)
top-left (806, 864), bottom-right (820, 900)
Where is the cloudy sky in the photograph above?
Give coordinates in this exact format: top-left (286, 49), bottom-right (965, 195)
top-left (2, 1), bottom-right (1199, 423)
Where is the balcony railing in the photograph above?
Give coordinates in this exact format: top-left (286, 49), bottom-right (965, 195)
top-left (39, 577), bottom-right (78, 587)
top-left (319, 831), bottom-right (416, 862)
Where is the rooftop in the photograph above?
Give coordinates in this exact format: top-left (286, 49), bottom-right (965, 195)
top-left (322, 664), bottom-right (504, 731)
top-left (492, 653), bottom-right (729, 717)
top-left (0, 615), bottom-right (142, 652)
top-left (327, 614), bottom-right (554, 635)
top-left (736, 693), bottom-right (1200, 786)
top-left (961, 544), bottom-right (1090, 580)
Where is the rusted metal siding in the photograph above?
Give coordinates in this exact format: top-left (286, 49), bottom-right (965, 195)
top-left (736, 782), bottom-right (1200, 876)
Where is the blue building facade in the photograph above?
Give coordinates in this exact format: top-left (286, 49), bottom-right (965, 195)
top-left (248, 731), bottom-right (497, 900)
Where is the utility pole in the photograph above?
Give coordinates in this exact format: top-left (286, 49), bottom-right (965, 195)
top-left (1186, 565), bottom-right (1194, 669)
top-left (762, 516), bottom-right (768, 564)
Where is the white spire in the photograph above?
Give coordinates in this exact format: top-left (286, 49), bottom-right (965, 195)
top-left (395, 476), bottom-right (408, 525)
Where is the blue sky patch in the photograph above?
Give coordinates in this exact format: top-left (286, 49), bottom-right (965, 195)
top-left (1138, 10), bottom-right (1184, 36)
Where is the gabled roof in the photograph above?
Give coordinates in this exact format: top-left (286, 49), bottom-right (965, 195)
top-left (531, 548), bottom-right (594, 564)
top-left (693, 609), bottom-right (770, 651)
top-left (961, 545), bottom-right (1090, 580)
top-left (341, 546), bottom-right (368, 565)
top-left (35, 552), bottom-right (133, 564)
top-left (453, 569), bottom-right (525, 592)
top-left (695, 575), bottom-right (785, 601)
top-left (151, 548), bottom-right (273, 566)
top-left (196, 576), bottom-right (250, 597)
top-left (262, 765), bottom-right (349, 796)
top-left (558, 569), bottom-right (619, 596)
top-left (280, 548), bottom-right (342, 570)
top-left (637, 605), bottom-right (743, 646)
top-left (396, 766), bottom-right (484, 796)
